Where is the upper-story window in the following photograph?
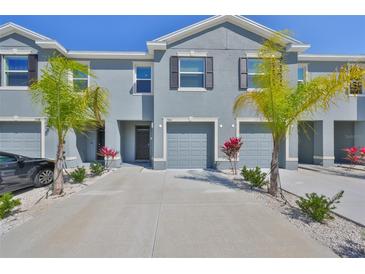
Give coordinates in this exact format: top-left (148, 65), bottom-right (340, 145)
top-left (298, 64), bottom-right (307, 86)
top-left (350, 79), bottom-right (363, 94)
top-left (179, 58), bottom-right (205, 88)
top-left (135, 65), bottom-right (152, 94)
top-left (247, 58), bottom-right (263, 89)
top-left (3, 56), bottom-right (29, 86)
top-left (73, 69), bottom-right (89, 90)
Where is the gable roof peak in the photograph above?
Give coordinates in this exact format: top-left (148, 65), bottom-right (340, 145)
top-left (152, 15), bottom-right (306, 47)
top-left (0, 21), bottom-right (52, 41)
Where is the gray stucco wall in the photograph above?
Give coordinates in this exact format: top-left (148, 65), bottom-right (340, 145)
top-left (152, 22), bottom-right (299, 169)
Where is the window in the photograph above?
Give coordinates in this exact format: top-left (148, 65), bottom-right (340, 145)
top-left (350, 79), bottom-right (363, 94)
top-left (298, 64), bottom-right (307, 85)
top-left (0, 155), bottom-right (17, 164)
top-left (73, 69), bottom-right (89, 90)
top-left (135, 66), bottom-right (152, 93)
top-left (179, 58), bottom-right (205, 88)
top-left (3, 56), bottom-right (29, 86)
top-left (247, 58), bottom-right (263, 89)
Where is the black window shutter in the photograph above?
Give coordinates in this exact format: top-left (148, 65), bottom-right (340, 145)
top-left (170, 56), bottom-right (179, 89)
top-left (239, 57), bottom-right (247, 89)
top-left (28, 54), bottom-right (38, 86)
top-left (205, 57), bottom-right (213, 90)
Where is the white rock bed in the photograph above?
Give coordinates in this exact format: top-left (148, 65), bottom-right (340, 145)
top-left (0, 169), bottom-right (112, 236)
top-left (223, 172), bottom-right (365, 258)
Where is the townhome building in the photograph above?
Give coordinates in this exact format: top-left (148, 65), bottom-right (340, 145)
top-left (0, 15), bottom-right (364, 170)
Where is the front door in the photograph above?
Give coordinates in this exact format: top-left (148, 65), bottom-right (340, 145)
top-left (135, 126), bottom-right (150, 161)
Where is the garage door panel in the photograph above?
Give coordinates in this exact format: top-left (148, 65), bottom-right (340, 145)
top-left (167, 122), bottom-right (213, 169)
top-left (239, 122), bottom-right (273, 168)
top-left (0, 122), bottom-right (41, 158)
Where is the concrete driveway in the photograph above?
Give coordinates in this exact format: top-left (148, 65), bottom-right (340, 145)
top-left (281, 167), bottom-right (365, 226)
top-left (0, 167), bottom-right (335, 258)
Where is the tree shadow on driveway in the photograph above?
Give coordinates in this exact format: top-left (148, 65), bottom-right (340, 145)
top-left (173, 169), bottom-right (243, 190)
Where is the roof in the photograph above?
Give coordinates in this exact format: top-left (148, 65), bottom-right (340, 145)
top-left (154, 15), bottom-right (305, 45)
top-left (0, 16), bottom-right (310, 59)
top-left (298, 54), bottom-right (365, 62)
top-left (0, 22), bottom-right (51, 41)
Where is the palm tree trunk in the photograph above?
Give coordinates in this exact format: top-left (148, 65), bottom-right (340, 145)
top-left (53, 141), bottom-right (64, 195)
top-left (269, 139), bottom-right (280, 196)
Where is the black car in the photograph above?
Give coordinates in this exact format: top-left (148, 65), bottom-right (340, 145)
top-left (0, 151), bottom-right (55, 195)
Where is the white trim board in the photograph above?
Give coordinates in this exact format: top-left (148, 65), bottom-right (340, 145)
top-left (299, 54), bottom-right (365, 62)
top-left (313, 155), bottom-right (335, 160)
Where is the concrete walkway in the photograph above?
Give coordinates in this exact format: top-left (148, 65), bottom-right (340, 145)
top-left (0, 167), bottom-right (335, 257)
top-left (281, 167), bottom-right (365, 226)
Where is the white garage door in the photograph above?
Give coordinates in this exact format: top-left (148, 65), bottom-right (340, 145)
top-left (0, 122), bottom-right (41, 158)
top-left (167, 122), bottom-right (214, 169)
top-left (239, 122), bottom-right (273, 168)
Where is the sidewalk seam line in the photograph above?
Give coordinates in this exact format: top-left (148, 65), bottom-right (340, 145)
top-left (151, 170), bottom-right (166, 257)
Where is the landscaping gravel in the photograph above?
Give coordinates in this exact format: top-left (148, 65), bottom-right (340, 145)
top-left (223, 172), bottom-right (365, 258)
top-left (0, 169), bottom-right (113, 236)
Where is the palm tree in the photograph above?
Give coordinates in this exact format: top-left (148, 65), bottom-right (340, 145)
top-left (233, 33), bottom-right (363, 196)
top-left (30, 56), bottom-right (108, 195)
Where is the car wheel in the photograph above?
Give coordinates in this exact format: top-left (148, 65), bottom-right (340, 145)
top-left (34, 169), bottom-right (54, 187)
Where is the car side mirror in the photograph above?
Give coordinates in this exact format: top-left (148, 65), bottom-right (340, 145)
top-left (17, 158), bottom-right (25, 166)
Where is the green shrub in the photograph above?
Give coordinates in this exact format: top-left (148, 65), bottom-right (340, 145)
top-left (296, 191), bottom-right (344, 223)
top-left (90, 162), bottom-right (105, 176)
top-left (70, 166), bottom-right (87, 183)
top-left (0, 192), bottom-right (21, 219)
top-left (241, 166), bottom-right (267, 189)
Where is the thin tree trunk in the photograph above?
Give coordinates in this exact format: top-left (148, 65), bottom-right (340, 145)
top-left (53, 141), bottom-right (64, 195)
top-left (228, 158), bottom-right (233, 174)
top-left (269, 139), bottom-right (280, 196)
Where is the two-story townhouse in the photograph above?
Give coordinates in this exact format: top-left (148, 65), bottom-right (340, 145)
top-left (0, 15), bottom-right (364, 170)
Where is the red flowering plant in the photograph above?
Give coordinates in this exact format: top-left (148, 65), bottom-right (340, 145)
top-left (221, 137), bottom-right (243, 175)
top-left (343, 146), bottom-right (365, 168)
top-left (98, 146), bottom-right (119, 170)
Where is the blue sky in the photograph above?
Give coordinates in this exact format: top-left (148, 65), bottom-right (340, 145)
top-left (0, 15), bottom-right (364, 54)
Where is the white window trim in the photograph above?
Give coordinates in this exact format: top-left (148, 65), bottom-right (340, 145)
top-left (297, 63), bottom-right (308, 84)
top-left (71, 61), bottom-right (90, 89)
top-left (247, 58), bottom-right (264, 89)
top-left (177, 51), bottom-right (207, 57)
top-left (1, 55), bottom-right (29, 88)
top-left (0, 86), bottom-right (29, 91)
top-left (178, 57), bottom-right (206, 90)
top-left (133, 61), bottom-right (153, 95)
top-left (177, 87), bottom-right (208, 92)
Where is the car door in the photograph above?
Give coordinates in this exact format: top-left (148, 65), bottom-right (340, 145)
top-left (0, 153), bottom-right (21, 193)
